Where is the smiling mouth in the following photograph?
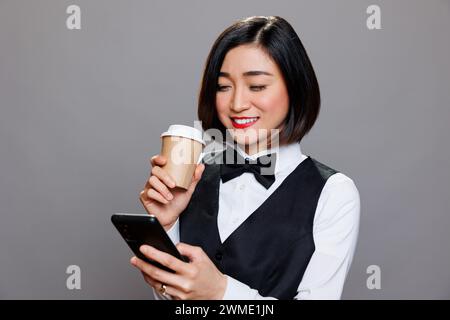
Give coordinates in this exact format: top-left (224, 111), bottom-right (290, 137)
top-left (230, 117), bottom-right (259, 128)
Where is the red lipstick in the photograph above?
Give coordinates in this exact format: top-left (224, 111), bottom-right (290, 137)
top-left (230, 116), bottom-right (259, 129)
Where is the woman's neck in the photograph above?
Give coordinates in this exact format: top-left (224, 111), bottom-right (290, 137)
top-left (239, 140), bottom-right (281, 156)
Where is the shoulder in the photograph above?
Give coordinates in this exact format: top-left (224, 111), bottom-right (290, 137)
top-left (314, 170), bottom-right (360, 226)
top-left (323, 172), bottom-right (359, 203)
top-left (321, 170), bottom-right (360, 211)
top-left (308, 157), bottom-right (359, 205)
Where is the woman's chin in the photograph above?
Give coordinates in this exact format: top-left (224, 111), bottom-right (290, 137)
top-left (235, 139), bottom-right (269, 155)
top-left (231, 135), bottom-right (258, 147)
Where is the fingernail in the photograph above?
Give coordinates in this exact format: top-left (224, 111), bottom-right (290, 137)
top-left (166, 193), bottom-right (173, 200)
top-left (140, 245), bottom-right (148, 254)
top-left (143, 245), bottom-right (154, 254)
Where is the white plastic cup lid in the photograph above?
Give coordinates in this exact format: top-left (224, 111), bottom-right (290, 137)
top-left (161, 124), bottom-right (205, 145)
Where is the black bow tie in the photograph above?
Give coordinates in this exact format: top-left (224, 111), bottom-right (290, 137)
top-left (220, 148), bottom-right (277, 189)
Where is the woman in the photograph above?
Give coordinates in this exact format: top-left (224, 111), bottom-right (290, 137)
top-left (131, 16), bottom-right (360, 300)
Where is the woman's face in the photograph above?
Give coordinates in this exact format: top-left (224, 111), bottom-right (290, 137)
top-left (216, 44), bottom-right (290, 155)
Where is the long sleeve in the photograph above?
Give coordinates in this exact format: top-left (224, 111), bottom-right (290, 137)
top-left (295, 173), bottom-right (360, 299)
top-left (222, 173), bottom-right (360, 300)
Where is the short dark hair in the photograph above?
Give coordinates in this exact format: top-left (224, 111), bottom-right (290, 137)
top-left (198, 16), bottom-right (321, 145)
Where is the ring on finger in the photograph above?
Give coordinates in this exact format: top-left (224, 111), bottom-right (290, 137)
top-left (159, 283), bottom-right (167, 295)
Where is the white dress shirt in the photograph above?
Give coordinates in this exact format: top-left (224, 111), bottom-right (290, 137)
top-left (153, 142), bottom-right (360, 300)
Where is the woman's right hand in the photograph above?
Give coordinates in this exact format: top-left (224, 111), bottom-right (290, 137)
top-left (139, 155), bottom-right (205, 231)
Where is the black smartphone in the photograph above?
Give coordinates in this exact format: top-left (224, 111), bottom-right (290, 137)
top-left (111, 213), bottom-right (187, 273)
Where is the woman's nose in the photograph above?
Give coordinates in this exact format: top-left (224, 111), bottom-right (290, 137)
top-left (230, 88), bottom-right (250, 112)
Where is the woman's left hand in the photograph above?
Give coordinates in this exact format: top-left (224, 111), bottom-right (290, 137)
top-left (130, 243), bottom-right (228, 300)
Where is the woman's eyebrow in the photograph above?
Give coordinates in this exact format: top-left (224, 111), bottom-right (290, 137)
top-left (218, 70), bottom-right (274, 78)
top-left (243, 70), bottom-right (274, 77)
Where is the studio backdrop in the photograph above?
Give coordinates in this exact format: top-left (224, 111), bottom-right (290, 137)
top-left (1, 0), bottom-right (449, 299)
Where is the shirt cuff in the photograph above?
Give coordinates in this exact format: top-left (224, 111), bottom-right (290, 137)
top-left (222, 276), bottom-right (277, 300)
top-left (165, 218), bottom-right (180, 244)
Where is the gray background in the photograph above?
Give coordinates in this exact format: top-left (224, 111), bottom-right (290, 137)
top-left (1, 0), bottom-right (449, 299)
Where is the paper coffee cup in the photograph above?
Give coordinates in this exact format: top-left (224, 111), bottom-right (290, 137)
top-left (160, 125), bottom-right (205, 190)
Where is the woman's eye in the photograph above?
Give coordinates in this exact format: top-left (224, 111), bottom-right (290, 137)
top-left (217, 85), bottom-right (231, 92)
top-left (250, 85), bottom-right (266, 91)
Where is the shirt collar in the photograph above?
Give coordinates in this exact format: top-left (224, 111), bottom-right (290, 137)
top-left (224, 141), bottom-right (304, 175)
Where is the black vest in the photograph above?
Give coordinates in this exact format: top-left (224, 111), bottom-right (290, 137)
top-left (180, 150), bottom-right (338, 299)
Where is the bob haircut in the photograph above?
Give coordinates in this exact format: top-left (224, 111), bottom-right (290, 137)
top-left (198, 16), bottom-right (321, 145)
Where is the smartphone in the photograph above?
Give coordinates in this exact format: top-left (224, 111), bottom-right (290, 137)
top-left (111, 213), bottom-right (187, 273)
